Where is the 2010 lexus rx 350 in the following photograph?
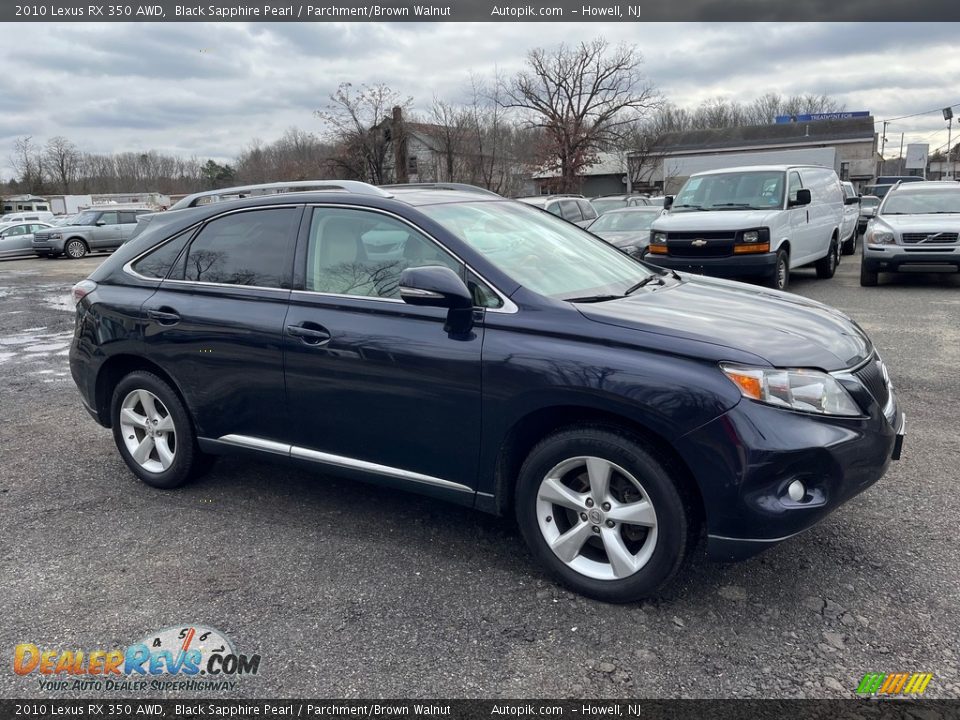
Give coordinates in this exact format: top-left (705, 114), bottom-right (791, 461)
top-left (69, 182), bottom-right (905, 602)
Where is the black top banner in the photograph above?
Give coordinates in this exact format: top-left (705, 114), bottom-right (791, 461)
top-left (3, 0), bottom-right (960, 22)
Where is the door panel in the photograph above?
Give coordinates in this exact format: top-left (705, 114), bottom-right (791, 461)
top-left (92, 212), bottom-right (123, 250)
top-left (283, 205), bottom-right (484, 489)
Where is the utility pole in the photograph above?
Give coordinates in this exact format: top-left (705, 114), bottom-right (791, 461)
top-left (944, 108), bottom-right (954, 180)
top-left (878, 120), bottom-right (889, 178)
top-left (898, 133), bottom-right (905, 174)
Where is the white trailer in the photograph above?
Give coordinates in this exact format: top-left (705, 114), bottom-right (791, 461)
top-left (48, 195), bottom-right (93, 216)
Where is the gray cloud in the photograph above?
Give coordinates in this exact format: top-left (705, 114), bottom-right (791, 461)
top-left (1, 21), bottom-right (958, 178)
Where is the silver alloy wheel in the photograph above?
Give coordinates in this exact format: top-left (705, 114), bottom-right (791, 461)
top-left (119, 389), bottom-right (177, 473)
top-left (536, 456), bottom-right (659, 581)
top-left (66, 240), bottom-right (86, 259)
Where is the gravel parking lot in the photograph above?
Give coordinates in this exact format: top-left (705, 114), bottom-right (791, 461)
top-left (1, 252), bottom-right (958, 700)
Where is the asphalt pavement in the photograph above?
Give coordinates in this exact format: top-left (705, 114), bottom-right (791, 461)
top-left (1, 251), bottom-right (958, 699)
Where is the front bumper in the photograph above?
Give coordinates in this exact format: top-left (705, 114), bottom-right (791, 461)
top-left (646, 251), bottom-right (777, 279)
top-left (675, 381), bottom-right (902, 561)
top-left (863, 245), bottom-right (960, 273)
top-left (32, 238), bottom-right (66, 256)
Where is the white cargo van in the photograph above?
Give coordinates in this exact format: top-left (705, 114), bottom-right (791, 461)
top-left (647, 165), bottom-right (847, 290)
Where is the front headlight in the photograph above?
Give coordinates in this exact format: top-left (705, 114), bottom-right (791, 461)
top-left (651, 231), bottom-right (667, 244)
top-left (721, 363), bottom-right (862, 416)
top-left (866, 229), bottom-right (895, 244)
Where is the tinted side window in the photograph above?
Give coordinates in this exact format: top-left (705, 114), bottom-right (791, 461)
top-left (578, 200), bottom-right (598, 221)
top-left (305, 208), bottom-right (461, 299)
top-left (131, 230), bottom-right (194, 280)
top-left (99, 212), bottom-right (119, 225)
top-left (181, 208), bottom-right (298, 288)
top-left (546, 202), bottom-right (563, 217)
top-left (119, 212), bottom-right (139, 224)
top-left (558, 199), bottom-right (582, 221)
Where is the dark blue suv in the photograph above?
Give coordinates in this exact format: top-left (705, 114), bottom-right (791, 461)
top-left (69, 181), bottom-right (905, 602)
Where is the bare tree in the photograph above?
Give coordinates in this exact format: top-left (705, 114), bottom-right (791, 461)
top-left (43, 136), bottom-right (81, 194)
top-left (315, 82), bottom-right (412, 184)
top-left (429, 97), bottom-right (471, 182)
top-left (10, 136), bottom-right (46, 194)
top-left (501, 38), bottom-right (660, 193)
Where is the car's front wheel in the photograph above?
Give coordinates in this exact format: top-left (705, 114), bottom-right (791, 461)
top-left (110, 371), bottom-right (212, 489)
top-left (515, 427), bottom-right (695, 603)
top-left (766, 248), bottom-right (789, 290)
top-left (841, 232), bottom-right (857, 256)
top-left (860, 261), bottom-right (879, 287)
top-left (65, 239), bottom-right (88, 259)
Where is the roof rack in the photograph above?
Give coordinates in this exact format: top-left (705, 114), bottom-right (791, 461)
top-left (378, 182), bottom-right (501, 197)
top-left (169, 180), bottom-right (393, 210)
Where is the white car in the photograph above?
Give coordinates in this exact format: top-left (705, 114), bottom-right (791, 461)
top-left (861, 181), bottom-right (960, 286)
top-left (0, 221), bottom-right (53, 259)
top-left (840, 181), bottom-right (861, 255)
top-left (647, 165), bottom-right (845, 291)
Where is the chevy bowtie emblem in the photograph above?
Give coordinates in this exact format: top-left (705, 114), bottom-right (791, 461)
top-left (691, 238), bottom-right (708, 247)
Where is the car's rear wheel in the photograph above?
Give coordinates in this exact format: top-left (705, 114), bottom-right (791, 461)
top-left (515, 427), bottom-right (694, 603)
top-left (816, 239), bottom-right (839, 278)
top-left (110, 371), bottom-right (212, 489)
top-left (841, 232), bottom-right (857, 256)
top-left (766, 248), bottom-right (789, 290)
top-left (860, 261), bottom-right (879, 287)
top-left (65, 239), bottom-right (88, 259)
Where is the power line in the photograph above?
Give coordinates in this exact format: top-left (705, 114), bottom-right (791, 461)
top-left (879, 101), bottom-right (960, 124)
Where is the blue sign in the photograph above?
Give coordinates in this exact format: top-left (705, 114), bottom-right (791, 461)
top-left (775, 111), bottom-right (871, 124)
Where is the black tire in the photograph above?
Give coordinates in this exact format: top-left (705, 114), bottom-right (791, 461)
top-left (65, 238), bottom-right (88, 259)
top-left (765, 248), bottom-right (790, 290)
top-left (515, 426), bottom-right (696, 603)
top-left (841, 233), bottom-right (857, 256)
top-left (110, 371), bottom-right (212, 489)
top-left (860, 261), bottom-right (879, 287)
top-left (815, 239), bottom-right (839, 279)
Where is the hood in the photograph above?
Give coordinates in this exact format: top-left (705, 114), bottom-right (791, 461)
top-left (594, 230), bottom-right (650, 249)
top-left (653, 208), bottom-right (781, 231)
top-left (876, 213), bottom-right (960, 234)
top-left (577, 274), bottom-right (871, 371)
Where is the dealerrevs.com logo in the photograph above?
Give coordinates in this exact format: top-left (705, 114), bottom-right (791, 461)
top-left (14, 625), bottom-right (260, 692)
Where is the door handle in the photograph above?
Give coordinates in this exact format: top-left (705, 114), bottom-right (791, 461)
top-left (147, 308), bottom-right (181, 325)
top-left (286, 323), bottom-right (331, 345)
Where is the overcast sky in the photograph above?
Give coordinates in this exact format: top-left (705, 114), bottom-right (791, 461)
top-left (2, 22), bottom-right (959, 179)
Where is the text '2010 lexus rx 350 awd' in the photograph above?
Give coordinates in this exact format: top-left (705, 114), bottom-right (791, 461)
top-left (69, 181), bottom-right (905, 602)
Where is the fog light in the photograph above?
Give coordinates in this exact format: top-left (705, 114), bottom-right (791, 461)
top-left (787, 480), bottom-right (806, 502)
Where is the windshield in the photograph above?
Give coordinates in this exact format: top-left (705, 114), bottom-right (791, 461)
top-left (860, 197), bottom-right (879, 210)
top-left (589, 211), bottom-right (658, 233)
top-left (421, 201), bottom-right (654, 300)
top-left (591, 197), bottom-right (628, 214)
top-left (72, 211), bottom-right (99, 225)
top-left (882, 190), bottom-right (960, 215)
top-left (673, 171), bottom-right (785, 211)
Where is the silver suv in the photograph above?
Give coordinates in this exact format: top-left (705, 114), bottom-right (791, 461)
top-left (861, 181), bottom-right (960, 286)
top-left (516, 195), bottom-right (599, 228)
top-left (32, 208), bottom-right (152, 259)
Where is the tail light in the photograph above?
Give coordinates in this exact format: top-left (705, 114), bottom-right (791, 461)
top-left (71, 280), bottom-right (97, 304)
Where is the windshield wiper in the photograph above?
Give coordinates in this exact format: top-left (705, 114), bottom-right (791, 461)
top-left (672, 204), bottom-right (706, 210)
top-left (709, 203), bottom-right (754, 208)
top-left (566, 294), bottom-right (625, 303)
top-left (624, 275), bottom-right (664, 295)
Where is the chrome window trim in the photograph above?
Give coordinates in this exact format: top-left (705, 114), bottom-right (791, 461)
top-left (302, 204), bottom-right (518, 314)
top-left (216, 434), bottom-right (473, 494)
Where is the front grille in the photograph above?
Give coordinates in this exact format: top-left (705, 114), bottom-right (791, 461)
top-left (667, 231), bottom-right (735, 258)
top-left (901, 232), bottom-right (959, 244)
top-left (853, 356), bottom-right (890, 411)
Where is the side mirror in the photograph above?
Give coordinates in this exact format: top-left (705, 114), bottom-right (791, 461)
top-left (95, 220), bottom-right (106, 226)
top-left (399, 265), bottom-right (473, 309)
top-left (663, 196), bottom-right (674, 210)
top-left (790, 189), bottom-right (812, 207)
top-left (844, 195), bottom-right (860, 205)
top-left (400, 265), bottom-right (475, 338)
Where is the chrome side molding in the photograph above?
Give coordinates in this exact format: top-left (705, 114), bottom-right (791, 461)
top-left (214, 434), bottom-right (473, 494)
